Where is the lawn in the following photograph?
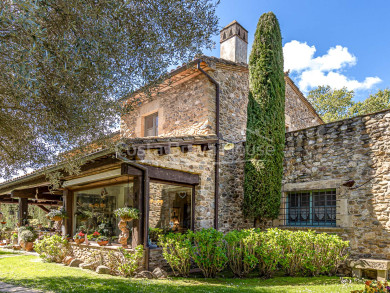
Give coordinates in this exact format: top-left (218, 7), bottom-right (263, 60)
top-left (0, 254), bottom-right (363, 293)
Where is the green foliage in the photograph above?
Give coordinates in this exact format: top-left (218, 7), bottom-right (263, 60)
top-left (0, 0), bottom-right (219, 179)
top-left (116, 245), bottom-right (144, 277)
top-left (243, 12), bottom-right (285, 220)
top-left (189, 228), bottom-right (228, 278)
top-left (158, 232), bottom-right (192, 277)
top-left (259, 229), bottom-right (349, 277)
top-left (113, 207), bottom-right (139, 220)
top-left (308, 86), bottom-right (390, 123)
top-left (224, 229), bottom-right (259, 277)
top-left (34, 235), bottom-right (70, 263)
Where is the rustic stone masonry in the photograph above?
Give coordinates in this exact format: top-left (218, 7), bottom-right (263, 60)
top-left (281, 109), bottom-right (390, 259)
top-left (284, 76), bottom-right (323, 131)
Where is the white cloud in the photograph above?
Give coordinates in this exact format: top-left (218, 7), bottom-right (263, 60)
top-left (283, 40), bottom-right (381, 92)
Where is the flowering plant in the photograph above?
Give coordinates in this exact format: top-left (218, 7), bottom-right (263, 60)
top-left (46, 208), bottom-right (67, 220)
top-left (114, 207), bottom-right (139, 220)
top-left (92, 231), bottom-right (100, 237)
top-left (351, 280), bottom-right (390, 293)
top-left (73, 232), bottom-right (85, 240)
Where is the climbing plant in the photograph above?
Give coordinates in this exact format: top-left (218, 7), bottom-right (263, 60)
top-left (243, 12), bottom-right (285, 220)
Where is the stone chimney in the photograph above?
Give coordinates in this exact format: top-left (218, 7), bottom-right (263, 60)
top-left (220, 20), bottom-right (248, 64)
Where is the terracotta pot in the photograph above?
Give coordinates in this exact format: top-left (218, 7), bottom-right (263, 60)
top-left (74, 238), bottom-right (85, 245)
top-left (20, 240), bottom-right (25, 249)
top-left (51, 216), bottom-right (62, 222)
top-left (120, 216), bottom-right (133, 222)
top-left (97, 240), bottom-right (109, 246)
top-left (25, 242), bottom-right (34, 252)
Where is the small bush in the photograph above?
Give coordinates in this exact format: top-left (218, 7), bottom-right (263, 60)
top-left (257, 228), bottom-right (283, 278)
top-left (189, 228), bottom-right (228, 278)
top-left (159, 232), bottom-right (192, 277)
top-left (34, 235), bottom-right (71, 263)
top-left (118, 245), bottom-right (144, 277)
top-left (224, 229), bottom-right (259, 277)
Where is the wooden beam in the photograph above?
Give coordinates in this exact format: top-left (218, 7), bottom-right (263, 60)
top-left (37, 205), bottom-right (50, 213)
top-left (63, 189), bottom-right (73, 237)
top-left (180, 144), bottom-right (193, 153)
top-left (18, 198), bottom-right (28, 226)
top-left (147, 165), bottom-right (199, 185)
top-left (12, 192), bottom-right (61, 201)
top-left (132, 176), bottom-right (143, 248)
top-left (157, 145), bottom-right (171, 156)
top-left (123, 164), bottom-right (199, 185)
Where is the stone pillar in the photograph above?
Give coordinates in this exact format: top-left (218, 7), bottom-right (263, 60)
top-left (352, 268), bottom-right (362, 278)
top-left (377, 270), bottom-right (388, 282)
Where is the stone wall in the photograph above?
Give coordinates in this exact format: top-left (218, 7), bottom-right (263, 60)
top-left (121, 73), bottom-right (215, 138)
top-left (285, 76), bottom-right (323, 131)
top-left (139, 142), bottom-right (216, 230)
top-left (281, 109), bottom-right (390, 259)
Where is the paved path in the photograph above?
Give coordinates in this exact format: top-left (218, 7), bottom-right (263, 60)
top-left (0, 282), bottom-right (45, 293)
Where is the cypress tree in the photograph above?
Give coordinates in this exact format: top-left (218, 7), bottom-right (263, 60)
top-left (243, 12), bottom-right (285, 220)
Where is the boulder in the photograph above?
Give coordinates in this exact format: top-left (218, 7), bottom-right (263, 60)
top-left (134, 271), bottom-right (156, 279)
top-left (63, 256), bottom-right (74, 265)
top-left (80, 262), bottom-right (96, 270)
top-left (96, 265), bottom-right (111, 274)
top-left (152, 267), bottom-right (168, 279)
top-left (69, 259), bottom-right (83, 267)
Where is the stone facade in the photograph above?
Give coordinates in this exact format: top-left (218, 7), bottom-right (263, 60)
top-left (119, 57), bottom-right (323, 233)
top-left (138, 141), bottom-right (216, 230)
top-left (284, 75), bottom-right (323, 131)
top-left (281, 109), bottom-right (390, 259)
top-left (121, 73), bottom-right (216, 138)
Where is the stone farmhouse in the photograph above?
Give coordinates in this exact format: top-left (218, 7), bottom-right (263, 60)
top-left (0, 20), bottom-right (388, 272)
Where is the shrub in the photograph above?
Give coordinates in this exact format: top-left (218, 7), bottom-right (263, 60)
top-left (118, 245), bottom-right (144, 277)
top-left (105, 246), bottom-right (143, 277)
top-left (257, 228), bottom-right (283, 278)
top-left (189, 228), bottom-right (227, 278)
top-left (224, 229), bottom-right (259, 277)
top-left (34, 235), bottom-right (71, 263)
top-left (262, 229), bottom-right (349, 277)
top-left (307, 232), bottom-right (349, 276)
top-left (158, 232), bottom-right (192, 277)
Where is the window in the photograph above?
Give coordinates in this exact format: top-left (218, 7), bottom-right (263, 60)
top-left (144, 112), bottom-right (158, 137)
top-left (284, 189), bottom-right (336, 227)
top-left (74, 182), bottom-right (134, 237)
top-left (148, 182), bottom-right (193, 247)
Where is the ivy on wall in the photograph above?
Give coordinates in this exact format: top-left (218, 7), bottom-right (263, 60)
top-left (243, 12), bottom-right (285, 220)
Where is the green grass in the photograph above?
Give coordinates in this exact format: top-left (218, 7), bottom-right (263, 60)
top-left (0, 255), bottom-right (363, 293)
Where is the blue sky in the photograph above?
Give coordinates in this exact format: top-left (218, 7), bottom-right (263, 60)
top-left (203, 0), bottom-right (390, 101)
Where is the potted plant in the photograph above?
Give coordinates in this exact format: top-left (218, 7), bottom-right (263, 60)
top-left (96, 235), bottom-right (109, 246)
top-left (20, 230), bottom-right (37, 251)
top-left (73, 231), bottom-right (85, 244)
top-left (114, 207), bottom-right (139, 222)
top-left (87, 231), bottom-right (100, 241)
top-left (11, 232), bottom-right (18, 245)
top-left (46, 207), bottom-right (67, 221)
